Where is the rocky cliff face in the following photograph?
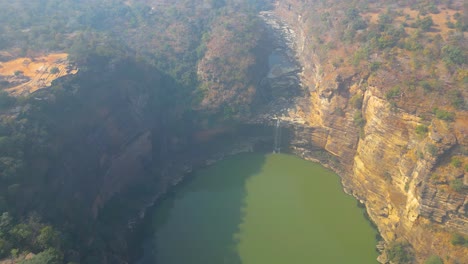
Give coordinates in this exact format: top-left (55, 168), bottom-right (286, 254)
top-left (264, 1), bottom-right (467, 263)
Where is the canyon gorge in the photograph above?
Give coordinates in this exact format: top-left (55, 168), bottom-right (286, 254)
top-left (0, 0), bottom-right (466, 263)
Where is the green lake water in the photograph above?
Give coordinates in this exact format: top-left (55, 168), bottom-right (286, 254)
top-left (137, 153), bottom-right (378, 264)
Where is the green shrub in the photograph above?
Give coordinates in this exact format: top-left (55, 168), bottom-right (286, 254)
top-left (418, 16), bottom-right (434, 31)
top-left (450, 179), bottom-right (464, 192)
top-left (434, 108), bottom-right (455, 121)
top-left (449, 90), bottom-right (465, 109)
top-left (13, 71), bottom-right (23, 76)
top-left (386, 86), bottom-right (400, 99)
top-left (419, 80), bottom-right (433, 92)
top-left (450, 157), bottom-right (462, 168)
top-left (334, 107), bottom-right (345, 116)
top-left (353, 112), bottom-right (366, 127)
top-left (349, 94), bottom-right (363, 109)
top-left (428, 4), bottom-right (440, 14)
top-left (388, 101), bottom-right (398, 112)
top-left (442, 45), bottom-right (465, 66)
top-left (424, 255), bottom-right (443, 264)
top-left (417, 150), bottom-right (424, 159)
top-left (386, 241), bottom-right (414, 264)
top-left (352, 47), bottom-right (369, 66)
top-left (404, 38), bottom-right (423, 51)
top-left (344, 8), bottom-right (367, 31)
top-left (446, 21), bottom-right (455, 29)
top-left (369, 61), bottom-right (381, 72)
top-left (383, 171), bottom-right (392, 182)
top-left (359, 127), bottom-right (365, 139)
top-left (49, 67), bottom-right (60, 74)
top-left (450, 233), bottom-right (468, 246)
top-left (415, 125), bottom-right (428, 136)
top-left (426, 144), bottom-right (438, 156)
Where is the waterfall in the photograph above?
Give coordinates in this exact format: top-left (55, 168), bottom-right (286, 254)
top-left (273, 119), bottom-right (281, 153)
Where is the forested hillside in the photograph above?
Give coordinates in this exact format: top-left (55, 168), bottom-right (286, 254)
top-left (0, 1), bottom-right (267, 263)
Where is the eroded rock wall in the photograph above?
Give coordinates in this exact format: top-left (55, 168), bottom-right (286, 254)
top-left (268, 2), bottom-right (467, 263)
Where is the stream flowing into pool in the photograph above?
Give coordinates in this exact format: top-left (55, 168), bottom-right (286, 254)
top-left (137, 153), bottom-right (378, 264)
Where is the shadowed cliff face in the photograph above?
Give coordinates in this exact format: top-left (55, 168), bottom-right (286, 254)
top-left (38, 58), bottom-right (161, 220)
top-left (34, 56), bottom-right (280, 263)
top-left (0, 55), bottom-right (193, 263)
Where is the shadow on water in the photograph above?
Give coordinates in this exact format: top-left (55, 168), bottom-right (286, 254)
top-left (137, 153), bottom-right (266, 264)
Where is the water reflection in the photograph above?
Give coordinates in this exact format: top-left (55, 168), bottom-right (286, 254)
top-left (137, 154), bottom-right (378, 264)
top-left (137, 154), bottom-right (265, 264)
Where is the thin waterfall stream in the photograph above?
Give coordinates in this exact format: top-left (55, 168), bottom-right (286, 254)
top-left (273, 119), bottom-right (281, 153)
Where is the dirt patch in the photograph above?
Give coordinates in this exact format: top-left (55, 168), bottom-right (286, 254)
top-left (0, 53), bottom-right (78, 96)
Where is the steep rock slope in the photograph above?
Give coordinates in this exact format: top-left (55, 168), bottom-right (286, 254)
top-left (269, 0), bottom-right (467, 262)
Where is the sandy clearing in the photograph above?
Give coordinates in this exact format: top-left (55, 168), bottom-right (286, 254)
top-left (0, 53), bottom-right (78, 96)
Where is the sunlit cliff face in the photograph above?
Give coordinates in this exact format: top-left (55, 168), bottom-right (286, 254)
top-left (265, 1), bottom-right (467, 262)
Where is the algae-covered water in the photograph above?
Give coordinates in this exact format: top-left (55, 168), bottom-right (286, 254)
top-left (138, 153), bottom-right (378, 264)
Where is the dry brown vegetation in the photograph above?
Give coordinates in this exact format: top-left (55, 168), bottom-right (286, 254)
top-left (279, 0), bottom-right (466, 117)
top-left (197, 10), bottom-right (264, 115)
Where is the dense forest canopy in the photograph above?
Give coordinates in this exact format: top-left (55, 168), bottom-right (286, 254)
top-left (0, 1), bottom-right (271, 263)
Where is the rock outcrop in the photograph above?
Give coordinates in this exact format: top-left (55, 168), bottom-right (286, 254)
top-left (262, 2), bottom-right (467, 263)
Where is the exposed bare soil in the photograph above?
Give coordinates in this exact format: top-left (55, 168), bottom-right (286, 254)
top-left (0, 53), bottom-right (78, 96)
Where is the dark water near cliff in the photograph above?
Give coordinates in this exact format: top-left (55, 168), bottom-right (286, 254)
top-left (137, 153), bottom-right (378, 264)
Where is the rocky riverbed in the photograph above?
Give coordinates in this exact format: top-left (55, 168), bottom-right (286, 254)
top-left (253, 11), bottom-right (309, 126)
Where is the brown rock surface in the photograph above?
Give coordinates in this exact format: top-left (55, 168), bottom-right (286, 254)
top-left (267, 1), bottom-right (467, 262)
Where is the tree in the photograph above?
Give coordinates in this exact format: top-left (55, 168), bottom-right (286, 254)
top-left (344, 8), bottom-right (367, 30)
top-left (18, 248), bottom-right (63, 264)
top-left (0, 157), bottom-right (24, 181)
top-left (448, 90), bottom-right (465, 109)
top-left (0, 91), bottom-right (16, 110)
top-left (386, 242), bottom-right (414, 264)
top-left (49, 67), bottom-right (60, 74)
top-left (9, 223), bottom-right (33, 246)
top-left (0, 212), bottom-right (13, 236)
top-left (450, 179), bottom-right (464, 192)
top-left (349, 94), bottom-right (363, 109)
top-left (415, 125), bottom-right (428, 136)
top-left (419, 16), bottom-right (434, 31)
top-left (434, 108), bottom-right (455, 121)
top-left (0, 238), bottom-right (12, 258)
top-left (442, 45), bottom-right (465, 66)
top-left (36, 226), bottom-right (60, 250)
top-left (451, 233), bottom-right (467, 246)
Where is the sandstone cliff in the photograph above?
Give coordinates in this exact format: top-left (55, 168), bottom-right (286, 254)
top-left (268, 1), bottom-right (467, 263)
